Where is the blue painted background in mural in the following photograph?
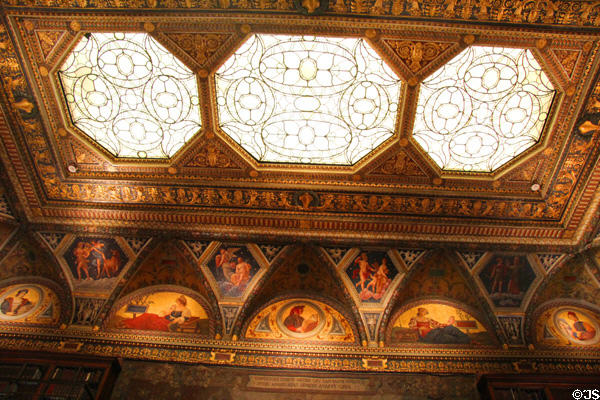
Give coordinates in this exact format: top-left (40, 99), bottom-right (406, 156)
top-left (206, 245), bottom-right (260, 297)
top-left (346, 251), bottom-right (397, 302)
top-left (64, 237), bottom-right (128, 282)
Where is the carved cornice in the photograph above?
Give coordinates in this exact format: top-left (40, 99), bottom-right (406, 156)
top-left (0, 11), bottom-right (600, 247)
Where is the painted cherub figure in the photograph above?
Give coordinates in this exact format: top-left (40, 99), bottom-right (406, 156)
top-left (354, 252), bottom-right (374, 291)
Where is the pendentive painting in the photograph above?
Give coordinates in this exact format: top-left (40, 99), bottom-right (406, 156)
top-left (536, 306), bottom-right (600, 347)
top-left (478, 255), bottom-right (536, 307)
top-left (245, 299), bottom-right (355, 343)
top-left (389, 303), bottom-right (494, 346)
top-left (345, 251), bottom-right (398, 302)
top-left (206, 245), bottom-right (261, 297)
top-left (108, 291), bottom-right (209, 335)
top-left (0, 284), bottom-right (60, 325)
top-left (63, 237), bottom-right (128, 292)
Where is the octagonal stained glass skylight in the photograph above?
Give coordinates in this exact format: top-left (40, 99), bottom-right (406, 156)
top-left (412, 46), bottom-right (555, 172)
top-left (58, 32), bottom-right (202, 159)
top-left (215, 34), bottom-right (402, 165)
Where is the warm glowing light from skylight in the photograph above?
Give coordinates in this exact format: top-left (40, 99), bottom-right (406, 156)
top-left (59, 32), bottom-right (202, 159)
top-left (412, 46), bottom-right (555, 172)
top-left (215, 34), bottom-right (402, 165)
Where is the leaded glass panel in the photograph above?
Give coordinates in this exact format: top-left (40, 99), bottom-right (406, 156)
top-left (215, 34), bottom-right (402, 165)
top-left (412, 46), bottom-right (555, 172)
top-left (58, 32), bottom-right (202, 159)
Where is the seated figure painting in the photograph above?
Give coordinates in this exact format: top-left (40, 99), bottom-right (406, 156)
top-left (409, 307), bottom-right (470, 344)
top-left (540, 307), bottom-right (600, 346)
top-left (390, 303), bottom-right (494, 346)
top-left (109, 291), bottom-right (209, 335)
top-left (207, 245), bottom-right (261, 297)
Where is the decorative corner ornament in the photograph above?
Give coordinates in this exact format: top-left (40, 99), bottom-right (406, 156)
top-left (294, 0), bottom-right (329, 15)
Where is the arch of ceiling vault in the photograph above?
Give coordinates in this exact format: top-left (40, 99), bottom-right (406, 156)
top-left (0, 230), bottom-right (74, 326)
top-left (377, 249), bottom-right (504, 345)
top-left (2, 0), bottom-right (600, 375)
top-left (231, 244), bottom-right (369, 343)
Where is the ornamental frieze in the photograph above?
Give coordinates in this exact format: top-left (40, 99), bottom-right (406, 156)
top-left (0, 334), bottom-right (599, 374)
top-left (3, 0), bottom-right (600, 31)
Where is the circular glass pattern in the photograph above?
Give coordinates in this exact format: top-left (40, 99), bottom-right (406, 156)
top-left (412, 46), bottom-right (555, 172)
top-left (215, 34), bottom-right (402, 165)
top-left (58, 32), bottom-right (202, 159)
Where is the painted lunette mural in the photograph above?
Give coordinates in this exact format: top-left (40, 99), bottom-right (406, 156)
top-left (108, 290), bottom-right (209, 335)
top-left (389, 303), bottom-right (495, 346)
top-left (535, 305), bottom-right (600, 347)
top-left (245, 299), bottom-right (355, 343)
top-left (0, 284), bottom-right (60, 325)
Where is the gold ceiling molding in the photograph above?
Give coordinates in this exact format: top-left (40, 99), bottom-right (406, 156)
top-left (1, 334), bottom-right (600, 374)
top-left (0, 12), bottom-right (600, 246)
top-left (382, 39), bottom-right (454, 76)
top-left (159, 32), bottom-right (234, 68)
top-left (366, 148), bottom-right (428, 177)
top-left (2, 0), bottom-right (600, 31)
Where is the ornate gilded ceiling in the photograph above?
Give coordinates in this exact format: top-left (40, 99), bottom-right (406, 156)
top-left (2, 0), bottom-right (600, 377)
top-left (0, 0), bottom-right (599, 248)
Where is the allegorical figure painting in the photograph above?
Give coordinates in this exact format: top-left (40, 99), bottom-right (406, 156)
top-left (207, 246), bottom-right (260, 297)
top-left (63, 237), bottom-right (128, 292)
top-left (0, 284), bottom-right (60, 325)
top-left (390, 303), bottom-right (494, 346)
top-left (346, 251), bottom-right (397, 302)
top-left (478, 255), bottom-right (536, 307)
top-left (536, 306), bottom-right (600, 347)
top-left (245, 299), bottom-right (355, 343)
top-left (109, 291), bottom-right (209, 335)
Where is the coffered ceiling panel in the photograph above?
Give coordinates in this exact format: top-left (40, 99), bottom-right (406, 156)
top-left (0, 7), bottom-right (600, 249)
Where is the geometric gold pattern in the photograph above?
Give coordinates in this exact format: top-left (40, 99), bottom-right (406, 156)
top-left (552, 49), bottom-right (580, 78)
top-left (383, 39), bottom-right (453, 73)
top-left (163, 32), bottom-right (232, 66)
top-left (34, 30), bottom-right (65, 60)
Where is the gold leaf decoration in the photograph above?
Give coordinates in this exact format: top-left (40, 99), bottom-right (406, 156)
top-left (503, 158), bottom-right (540, 183)
top-left (553, 49), bottom-right (580, 78)
top-left (35, 30), bottom-right (65, 60)
top-left (164, 32), bottom-right (231, 66)
top-left (69, 141), bottom-right (104, 166)
top-left (184, 141), bottom-right (242, 169)
top-left (383, 39), bottom-right (453, 73)
top-left (370, 150), bottom-right (427, 176)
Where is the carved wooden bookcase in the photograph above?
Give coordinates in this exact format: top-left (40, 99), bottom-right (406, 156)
top-left (0, 351), bottom-right (120, 400)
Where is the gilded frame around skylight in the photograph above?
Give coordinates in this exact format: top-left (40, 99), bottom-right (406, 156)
top-left (10, 15), bottom-right (586, 190)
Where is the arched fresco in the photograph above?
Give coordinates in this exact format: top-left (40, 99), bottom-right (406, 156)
top-left (533, 302), bottom-right (600, 348)
top-left (0, 283), bottom-right (60, 325)
top-left (386, 301), bottom-right (496, 346)
top-left (106, 286), bottom-right (211, 336)
top-left (245, 298), bottom-right (355, 343)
